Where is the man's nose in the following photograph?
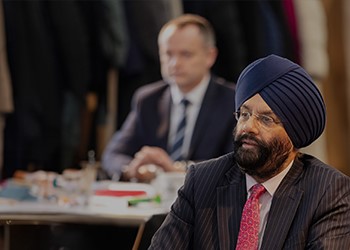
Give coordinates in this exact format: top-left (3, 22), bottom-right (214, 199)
top-left (241, 116), bottom-right (259, 134)
top-left (169, 57), bottom-right (179, 66)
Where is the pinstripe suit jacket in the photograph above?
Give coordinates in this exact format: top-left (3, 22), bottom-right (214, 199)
top-left (149, 152), bottom-right (350, 249)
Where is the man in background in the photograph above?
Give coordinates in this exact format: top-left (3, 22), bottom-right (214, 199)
top-left (102, 14), bottom-right (236, 181)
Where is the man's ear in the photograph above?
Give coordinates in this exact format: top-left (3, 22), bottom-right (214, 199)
top-left (206, 47), bottom-right (218, 68)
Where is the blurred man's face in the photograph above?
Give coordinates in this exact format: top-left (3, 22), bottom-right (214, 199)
top-left (233, 94), bottom-right (295, 180)
top-left (158, 24), bottom-right (217, 93)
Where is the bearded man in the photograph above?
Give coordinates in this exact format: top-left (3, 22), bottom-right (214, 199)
top-left (149, 54), bottom-right (350, 249)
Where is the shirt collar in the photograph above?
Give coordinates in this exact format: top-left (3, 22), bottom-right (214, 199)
top-left (245, 160), bottom-right (294, 196)
top-left (170, 74), bottom-right (210, 106)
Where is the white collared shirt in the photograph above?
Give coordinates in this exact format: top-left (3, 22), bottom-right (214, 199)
top-left (245, 161), bottom-right (293, 249)
top-left (168, 74), bottom-right (210, 158)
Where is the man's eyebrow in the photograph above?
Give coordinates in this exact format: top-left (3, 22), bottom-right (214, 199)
top-left (240, 104), bottom-right (250, 110)
top-left (240, 105), bottom-right (277, 116)
top-left (259, 110), bottom-right (275, 115)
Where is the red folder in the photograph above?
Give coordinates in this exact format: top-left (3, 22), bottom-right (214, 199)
top-left (94, 190), bottom-right (147, 197)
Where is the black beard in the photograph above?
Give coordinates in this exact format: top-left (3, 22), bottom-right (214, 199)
top-left (233, 130), bottom-right (292, 180)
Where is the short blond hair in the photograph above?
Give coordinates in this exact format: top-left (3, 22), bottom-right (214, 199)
top-left (158, 14), bottom-right (216, 47)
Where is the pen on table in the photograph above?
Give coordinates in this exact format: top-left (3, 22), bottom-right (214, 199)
top-left (128, 195), bottom-right (161, 206)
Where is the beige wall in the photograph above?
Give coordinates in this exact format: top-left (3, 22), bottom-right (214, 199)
top-left (344, 0), bottom-right (350, 175)
top-left (322, 0), bottom-right (350, 175)
top-left (346, 3), bottom-right (350, 96)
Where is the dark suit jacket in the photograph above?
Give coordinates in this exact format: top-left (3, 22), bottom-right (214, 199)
top-left (102, 76), bottom-right (236, 179)
top-left (149, 152), bottom-right (350, 249)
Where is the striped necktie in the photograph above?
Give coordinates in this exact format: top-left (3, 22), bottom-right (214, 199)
top-left (236, 184), bottom-right (266, 250)
top-left (169, 99), bottom-right (190, 161)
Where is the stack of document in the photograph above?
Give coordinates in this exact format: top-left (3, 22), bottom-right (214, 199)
top-left (90, 181), bottom-right (159, 209)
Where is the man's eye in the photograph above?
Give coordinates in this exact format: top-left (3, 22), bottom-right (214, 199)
top-left (182, 51), bottom-right (192, 58)
top-left (260, 115), bottom-right (274, 124)
top-left (240, 112), bottom-right (250, 118)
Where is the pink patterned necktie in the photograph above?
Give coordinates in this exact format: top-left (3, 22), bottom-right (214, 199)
top-left (236, 184), bottom-right (266, 250)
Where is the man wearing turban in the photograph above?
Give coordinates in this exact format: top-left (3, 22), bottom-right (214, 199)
top-left (149, 55), bottom-right (350, 249)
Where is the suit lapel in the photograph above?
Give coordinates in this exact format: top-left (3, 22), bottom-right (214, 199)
top-left (261, 159), bottom-right (304, 249)
top-left (217, 165), bottom-right (246, 250)
top-left (156, 87), bottom-right (171, 149)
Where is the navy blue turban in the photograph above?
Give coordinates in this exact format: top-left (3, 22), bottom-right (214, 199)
top-left (235, 54), bottom-right (326, 149)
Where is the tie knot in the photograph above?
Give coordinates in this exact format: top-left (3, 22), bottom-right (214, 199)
top-left (250, 184), bottom-right (266, 199)
top-left (181, 98), bottom-right (190, 108)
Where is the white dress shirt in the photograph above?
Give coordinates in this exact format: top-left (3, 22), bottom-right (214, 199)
top-left (168, 74), bottom-right (210, 159)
